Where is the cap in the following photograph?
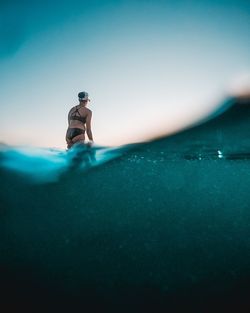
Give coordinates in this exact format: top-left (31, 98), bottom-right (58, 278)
top-left (78, 91), bottom-right (89, 101)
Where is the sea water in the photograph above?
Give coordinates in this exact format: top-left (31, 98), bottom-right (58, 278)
top-left (1, 99), bottom-right (250, 312)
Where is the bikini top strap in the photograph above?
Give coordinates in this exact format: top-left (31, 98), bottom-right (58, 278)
top-left (72, 106), bottom-right (81, 116)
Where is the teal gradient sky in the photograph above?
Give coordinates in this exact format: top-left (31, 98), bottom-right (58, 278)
top-left (0, 0), bottom-right (249, 148)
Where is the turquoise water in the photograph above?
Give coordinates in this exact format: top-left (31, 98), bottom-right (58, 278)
top-left (0, 144), bottom-right (130, 183)
top-left (1, 98), bottom-right (250, 312)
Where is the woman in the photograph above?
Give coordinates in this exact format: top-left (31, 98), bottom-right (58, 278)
top-left (66, 91), bottom-right (94, 149)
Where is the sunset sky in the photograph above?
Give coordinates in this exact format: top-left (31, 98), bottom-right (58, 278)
top-left (0, 0), bottom-right (249, 148)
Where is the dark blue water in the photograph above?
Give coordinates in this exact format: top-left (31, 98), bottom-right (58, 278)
top-left (1, 97), bottom-right (250, 312)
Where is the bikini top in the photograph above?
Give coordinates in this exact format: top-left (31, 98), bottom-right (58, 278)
top-left (70, 106), bottom-right (87, 124)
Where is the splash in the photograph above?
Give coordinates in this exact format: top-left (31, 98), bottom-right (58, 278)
top-left (0, 143), bottom-right (132, 183)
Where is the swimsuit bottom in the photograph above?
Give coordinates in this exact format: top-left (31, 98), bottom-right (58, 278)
top-left (66, 128), bottom-right (85, 141)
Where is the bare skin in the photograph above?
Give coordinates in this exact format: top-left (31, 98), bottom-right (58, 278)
top-left (66, 100), bottom-right (93, 149)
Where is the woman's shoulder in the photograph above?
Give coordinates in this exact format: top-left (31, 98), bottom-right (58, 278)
top-left (84, 107), bottom-right (92, 114)
top-left (69, 105), bottom-right (76, 112)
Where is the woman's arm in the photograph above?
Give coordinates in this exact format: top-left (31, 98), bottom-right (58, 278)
top-left (68, 108), bottom-right (73, 126)
top-left (86, 111), bottom-right (93, 142)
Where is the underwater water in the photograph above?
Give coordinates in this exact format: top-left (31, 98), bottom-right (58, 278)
top-left (1, 97), bottom-right (250, 313)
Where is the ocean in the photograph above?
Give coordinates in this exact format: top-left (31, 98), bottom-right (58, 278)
top-left (1, 97), bottom-right (250, 312)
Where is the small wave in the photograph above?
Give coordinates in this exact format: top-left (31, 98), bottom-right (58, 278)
top-left (0, 143), bottom-right (131, 183)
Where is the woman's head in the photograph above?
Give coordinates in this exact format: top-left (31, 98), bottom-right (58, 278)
top-left (78, 91), bottom-right (89, 104)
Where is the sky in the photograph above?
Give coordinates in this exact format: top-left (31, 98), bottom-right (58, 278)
top-left (0, 0), bottom-right (249, 148)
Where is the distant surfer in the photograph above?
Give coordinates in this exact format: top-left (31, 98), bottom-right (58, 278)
top-left (66, 91), bottom-right (94, 149)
